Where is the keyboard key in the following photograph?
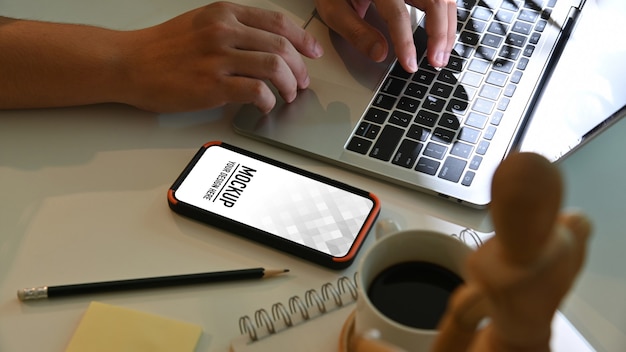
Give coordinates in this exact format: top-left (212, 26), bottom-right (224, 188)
top-left (433, 127), bottom-right (456, 144)
top-left (439, 156), bottom-right (467, 183)
top-left (495, 9), bottom-right (515, 23)
top-left (439, 113), bottom-right (461, 130)
top-left (486, 71), bottom-right (508, 87)
top-left (491, 111), bottom-right (504, 125)
top-left (415, 110), bottom-right (438, 127)
top-left (497, 97), bottom-right (510, 111)
top-left (459, 31), bottom-right (480, 46)
top-left (475, 46), bottom-right (497, 60)
top-left (415, 157), bottom-right (440, 175)
top-left (479, 84), bottom-right (502, 100)
top-left (446, 56), bottom-right (465, 72)
top-left (461, 171), bottom-right (476, 186)
top-left (472, 6), bottom-right (493, 21)
top-left (481, 33), bottom-right (503, 48)
top-left (398, 97), bottom-right (420, 113)
top-left (523, 44), bottom-right (535, 57)
top-left (405, 83), bottom-right (428, 99)
top-left (484, 125), bottom-right (497, 140)
top-left (373, 94), bottom-right (397, 110)
top-left (413, 70), bottom-right (436, 85)
top-left (504, 83), bottom-right (517, 97)
top-left (466, 112), bottom-right (489, 129)
top-left (493, 58), bottom-right (515, 73)
top-left (506, 32), bottom-right (527, 47)
top-left (430, 82), bottom-right (454, 98)
top-left (392, 139), bottom-right (423, 168)
top-left (423, 142), bottom-right (447, 160)
top-left (364, 107), bottom-right (388, 124)
top-left (499, 45), bottom-right (521, 60)
top-left (422, 95), bottom-right (446, 113)
top-left (447, 98), bottom-right (469, 115)
top-left (459, 127), bottom-right (480, 144)
top-left (365, 123), bottom-right (381, 139)
top-left (451, 141), bottom-right (474, 159)
top-left (437, 69), bottom-right (459, 85)
top-left (389, 110), bottom-right (412, 127)
top-left (529, 31), bottom-right (542, 44)
top-left (453, 43), bottom-right (474, 58)
top-left (407, 124), bottom-right (430, 141)
top-left (346, 136), bottom-right (372, 154)
top-left (355, 122), bottom-right (370, 136)
top-left (461, 71), bottom-right (484, 87)
top-left (369, 125), bottom-right (404, 161)
top-left (469, 59), bottom-right (490, 74)
top-left (469, 155), bottom-right (483, 170)
top-left (512, 20), bottom-right (533, 35)
top-left (487, 21), bottom-right (508, 35)
top-left (381, 77), bottom-right (407, 96)
top-left (466, 19), bottom-right (487, 33)
top-left (476, 140), bottom-right (490, 155)
top-left (519, 9), bottom-right (539, 23)
top-left (473, 98), bottom-right (495, 115)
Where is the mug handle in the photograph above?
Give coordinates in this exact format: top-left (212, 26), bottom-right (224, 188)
top-left (375, 219), bottom-right (402, 240)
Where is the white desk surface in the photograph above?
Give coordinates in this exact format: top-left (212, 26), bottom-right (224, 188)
top-left (1, 1), bottom-right (625, 351)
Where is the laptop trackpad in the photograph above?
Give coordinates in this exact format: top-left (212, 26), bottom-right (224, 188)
top-left (232, 13), bottom-right (393, 159)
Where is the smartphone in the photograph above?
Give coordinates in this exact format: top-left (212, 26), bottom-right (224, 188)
top-left (168, 141), bottom-right (381, 269)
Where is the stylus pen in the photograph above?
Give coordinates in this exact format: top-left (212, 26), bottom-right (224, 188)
top-left (17, 267), bottom-right (289, 301)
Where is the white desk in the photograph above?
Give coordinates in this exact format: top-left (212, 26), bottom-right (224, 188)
top-left (1, 1), bottom-right (625, 351)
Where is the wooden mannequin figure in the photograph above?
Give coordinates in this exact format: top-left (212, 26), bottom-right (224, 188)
top-left (432, 152), bottom-right (592, 352)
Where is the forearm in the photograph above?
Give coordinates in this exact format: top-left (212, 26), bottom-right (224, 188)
top-left (0, 16), bottom-right (130, 109)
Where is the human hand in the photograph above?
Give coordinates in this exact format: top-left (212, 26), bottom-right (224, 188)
top-left (432, 152), bottom-right (592, 352)
top-left (117, 1), bottom-right (323, 113)
top-left (314, 0), bottom-right (456, 72)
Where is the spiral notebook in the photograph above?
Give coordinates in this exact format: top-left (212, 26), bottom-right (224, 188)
top-left (229, 275), bottom-right (358, 352)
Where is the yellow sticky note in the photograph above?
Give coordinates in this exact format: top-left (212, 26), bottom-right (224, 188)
top-left (65, 301), bottom-right (202, 352)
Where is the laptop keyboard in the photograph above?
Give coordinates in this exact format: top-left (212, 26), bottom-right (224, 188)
top-left (346, 0), bottom-right (558, 186)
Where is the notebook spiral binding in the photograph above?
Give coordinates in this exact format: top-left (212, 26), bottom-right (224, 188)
top-left (238, 273), bottom-right (359, 342)
top-left (236, 228), bottom-right (486, 343)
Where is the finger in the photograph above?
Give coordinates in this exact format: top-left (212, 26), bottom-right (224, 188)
top-left (231, 26), bottom-right (312, 90)
top-left (219, 76), bottom-right (276, 114)
top-left (226, 50), bottom-right (299, 105)
top-left (372, 0), bottom-right (418, 72)
top-left (420, 0), bottom-right (457, 68)
top-left (315, 0), bottom-right (389, 62)
top-left (234, 5), bottom-right (324, 60)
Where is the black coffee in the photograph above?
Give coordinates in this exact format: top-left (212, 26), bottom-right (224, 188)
top-left (367, 261), bottom-right (463, 329)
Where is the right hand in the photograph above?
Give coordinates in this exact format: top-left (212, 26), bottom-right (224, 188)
top-left (314, 0), bottom-right (456, 73)
top-left (117, 1), bottom-right (323, 113)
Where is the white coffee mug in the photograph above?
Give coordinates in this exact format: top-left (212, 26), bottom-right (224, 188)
top-left (350, 220), bottom-right (473, 352)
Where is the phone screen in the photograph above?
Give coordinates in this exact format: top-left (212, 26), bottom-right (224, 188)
top-left (174, 145), bottom-right (376, 257)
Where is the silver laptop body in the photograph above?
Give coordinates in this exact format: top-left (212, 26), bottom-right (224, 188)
top-left (233, 0), bottom-right (624, 208)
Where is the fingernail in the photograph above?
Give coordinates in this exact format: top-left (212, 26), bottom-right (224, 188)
top-left (435, 51), bottom-right (446, 70)
top-left (369, 42), bottom-right (385, 62)
top-left (313, 42), bottom-right (324, 58)
top-left (407, 57), bottom-right (418, 73)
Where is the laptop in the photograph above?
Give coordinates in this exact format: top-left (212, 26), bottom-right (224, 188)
top-left (233, 0), bottom-right (626, 208)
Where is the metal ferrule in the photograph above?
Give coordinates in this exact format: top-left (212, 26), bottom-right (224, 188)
top-left (17, 286), bottom-right (49, 301)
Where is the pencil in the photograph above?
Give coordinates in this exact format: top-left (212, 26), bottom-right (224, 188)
top-left (17, 267), bottom-right (289, 301)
